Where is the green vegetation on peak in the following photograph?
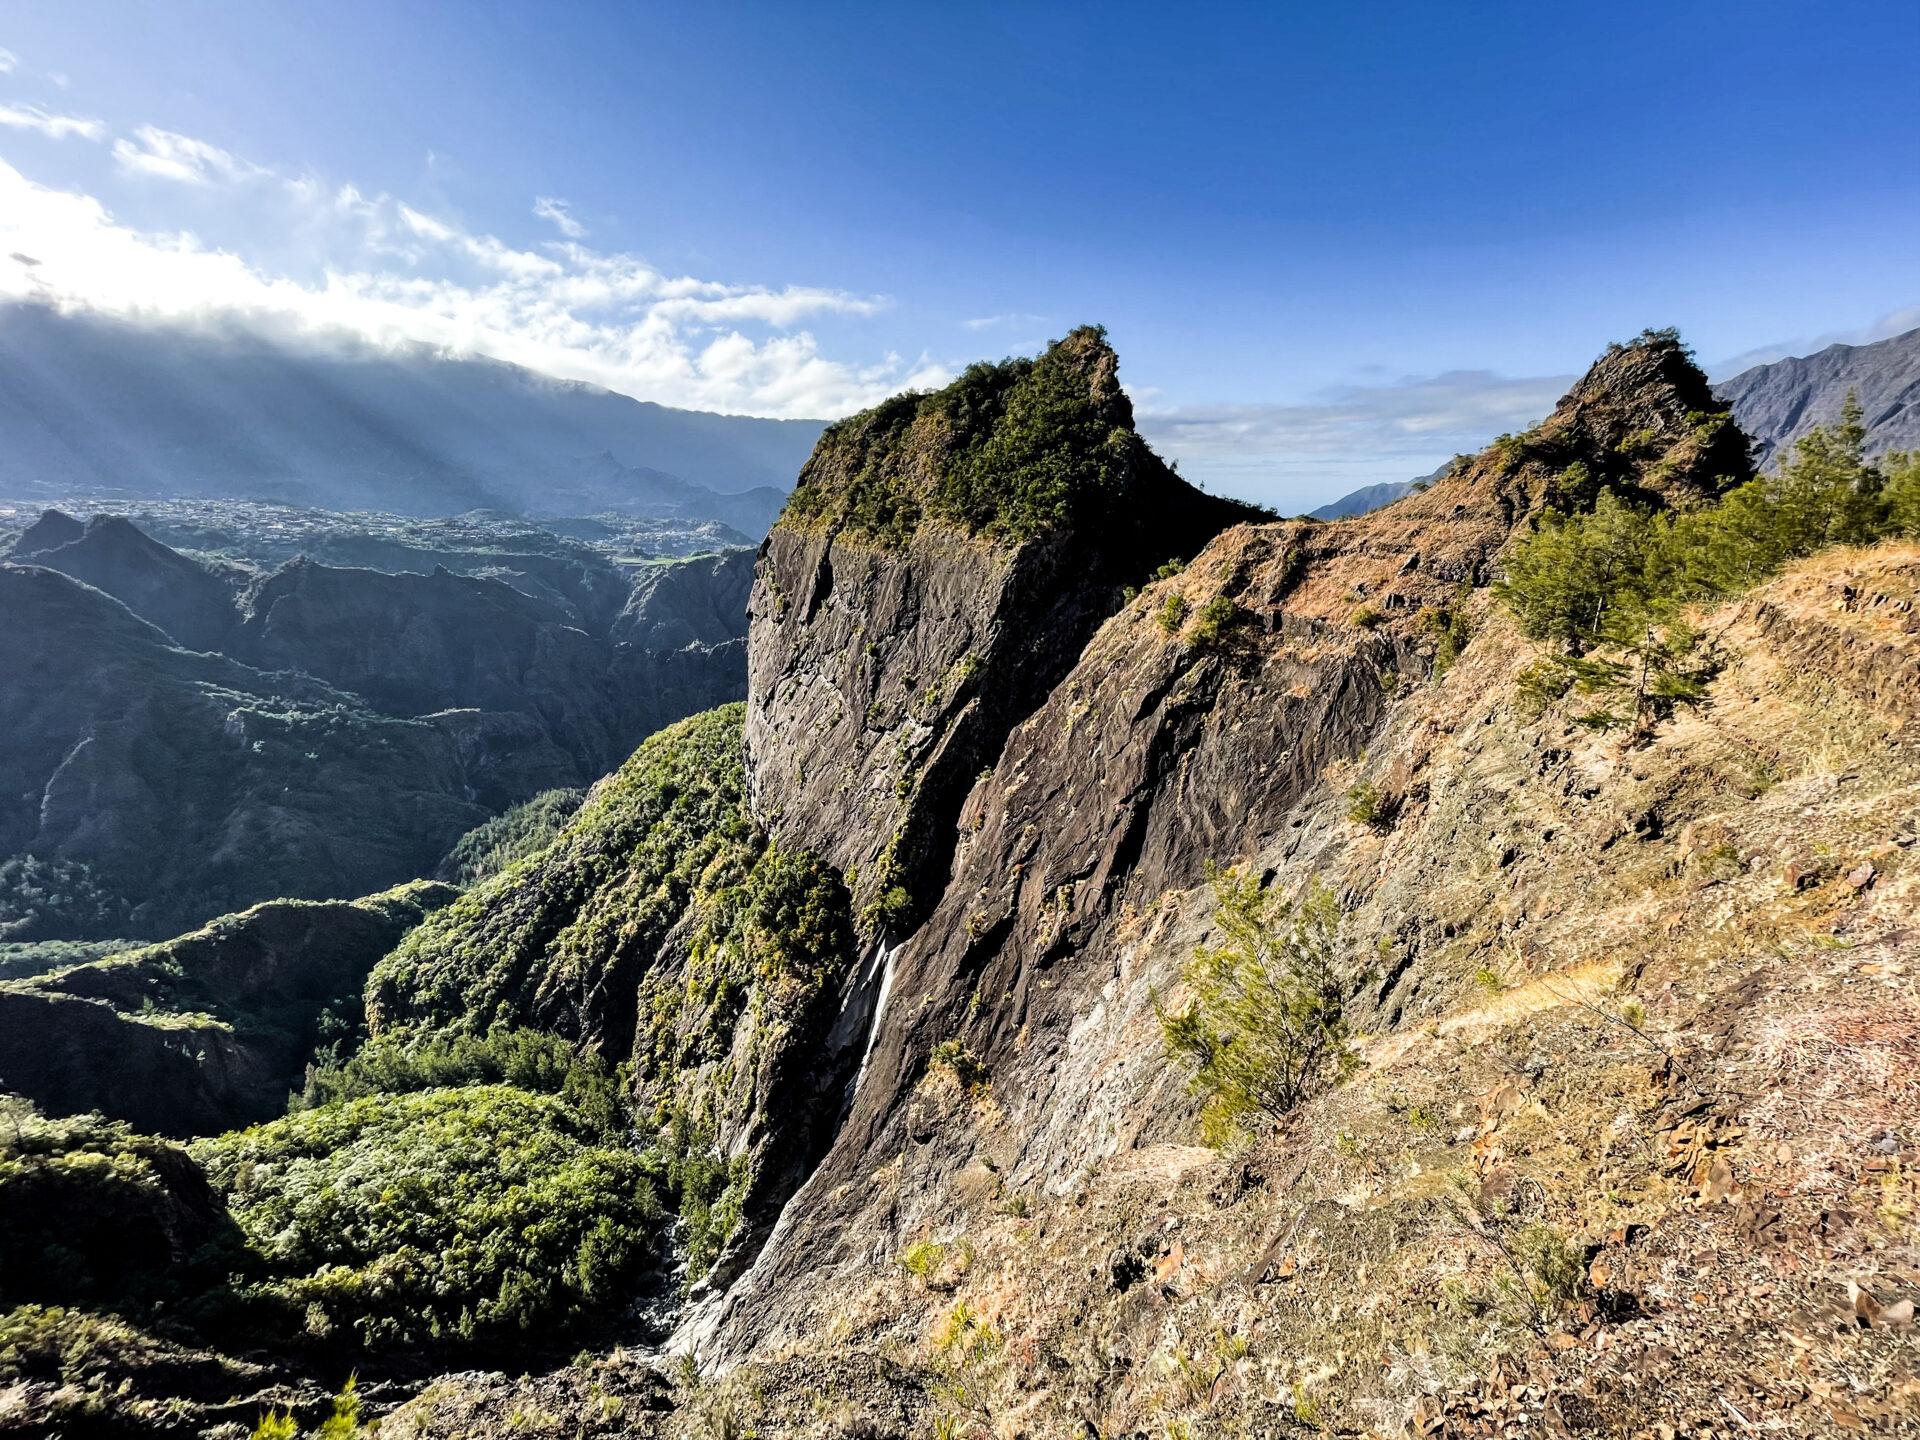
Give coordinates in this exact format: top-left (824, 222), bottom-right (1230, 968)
top-left (1498, 396), bottom-right (1920, 731)
top-left (1472, 327), bottom-right (1754, 514)
top-left (781, 325), bottom-right (1151, 547)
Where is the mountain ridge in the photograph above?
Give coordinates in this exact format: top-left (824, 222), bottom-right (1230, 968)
top-left (1715, 324), bottom-right (1920, 465)
top-left (0, 302), bottom-right (824, 521)
top-left (1, 511), bottom-right (757, 939)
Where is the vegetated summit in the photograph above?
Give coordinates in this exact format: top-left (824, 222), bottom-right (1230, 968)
top-left (6, 324), bottom-right (1920, 1438)
top-left (1310, 325), bottom-right (1920, 523)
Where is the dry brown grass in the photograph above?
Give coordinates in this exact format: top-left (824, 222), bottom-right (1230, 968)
top-left (1751, 997), bottom-right (1920, 1113)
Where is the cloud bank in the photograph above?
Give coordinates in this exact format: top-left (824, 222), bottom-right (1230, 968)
top-left (0, 128), bottom-right (949, 417)
top-left (1135, 369), bottom-right (1570, 510)
top-left (1139, 370), bottom-right (1569, 458)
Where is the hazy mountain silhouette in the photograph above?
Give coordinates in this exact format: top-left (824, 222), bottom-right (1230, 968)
top-left (0, 303), bottom-right (824, 523)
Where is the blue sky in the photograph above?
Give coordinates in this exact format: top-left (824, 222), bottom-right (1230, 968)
top-left (1, 0), bottom-right (1916, 509)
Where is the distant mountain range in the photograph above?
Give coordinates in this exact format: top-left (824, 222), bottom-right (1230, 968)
top-left (1, 507), bottom-right (754, 939)
top-left (1714, 324), bottom-right (1920, 466)
top-left (1307, 461), bottom-right (1451, 521)
top-left (0, 303), bottom-right (824, 526)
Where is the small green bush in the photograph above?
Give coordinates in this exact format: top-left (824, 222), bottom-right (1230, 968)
top-left (253, 1377), bottom-right (359, 1440)
top-left (1188, 595), bottom-right (1243, 649)
top-left (859, 883), bottom-right (914, 937)
top-left (1158, 868), bottom-right (1360, 1143)
top-left (1350, 605), bottom-right (1383, 629)
top-left (1420, 591), bottom-right (1475, 678)
top-left (1346, 781), bottom-right (1382, 826)
top-left (928, 1040), bottom-right (988, 1092)
top-left (898, 1239), bottom-right (945, 1277)
top-left (1156, 592), bottom-right (1190, 633)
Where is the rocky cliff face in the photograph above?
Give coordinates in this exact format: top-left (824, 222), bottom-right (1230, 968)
top-left (746, 328), bottom-right (1262, 933)
top-left (692, 329), bottom-right (1761, 1360)
top-left (657, 538), bottom-right (1920, 1437)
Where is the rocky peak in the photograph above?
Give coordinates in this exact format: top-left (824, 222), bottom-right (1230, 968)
top-left (9, 512), bottom-right (243, 654)
top-left (6, 507), bottom-right (84, 559)
top-left (692, 332), bottom-right (1774, 1362)
top-left (1234, 331), bottom-right (1758, 638)
top-left (745, 328), bottom-right (1261, 935)
top-left (1429, 327), bottom-right (1752, 522)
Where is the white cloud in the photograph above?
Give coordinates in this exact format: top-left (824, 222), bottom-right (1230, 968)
top-left (533, 195), bottom-right (584, 238)
top-left (112, 125), bottom-right (267, 185)
top-left (1137, 370), bottom-right (1569, 458)
top-left (0, 154), bottom-right (937, 417)
top-left (0, 103), bottom-right (103, 141)
top-left (0, 48), bottom-right (16, 74)
top-left (1136, 370), bottom-right (1572, 512)
top-left (962, 312), bottom-right (1048, 331)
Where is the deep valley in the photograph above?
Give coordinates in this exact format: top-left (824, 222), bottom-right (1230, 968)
top-left (5, 323), bottom-right (1920, 1440)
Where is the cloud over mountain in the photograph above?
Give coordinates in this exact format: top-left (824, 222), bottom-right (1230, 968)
top-left (0, 127), bottom-right (949, 418)
top-left (1135, 367), bottom-right (1570, 509)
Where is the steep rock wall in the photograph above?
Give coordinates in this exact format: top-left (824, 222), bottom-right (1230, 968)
top-left (695, 330), bottom-right (1753, 1360)
top-left (746, 328), bottom-right (1260, 932)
